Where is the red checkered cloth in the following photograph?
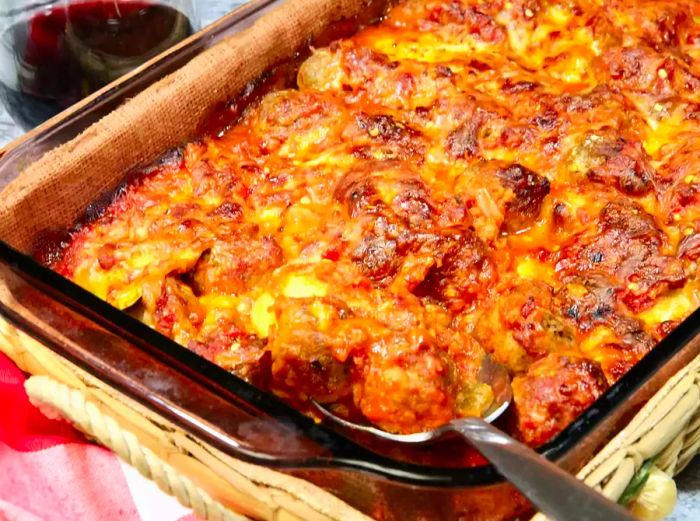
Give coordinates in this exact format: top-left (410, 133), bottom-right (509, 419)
top-left (0, 353), bottom-right (198, 521)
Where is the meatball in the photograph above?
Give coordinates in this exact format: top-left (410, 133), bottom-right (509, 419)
top-left (556, 202), bottom-right (685, 312)
top-left (554, 276), bottom-right (656, 382)
top-left (153, 276), bottom-right (270, 386)
top-left (346, 112), bottom-right (426, 162)
top-left (189, 327), bottom-right (269, 388)
top-left (451, 161), bottom-right (549, 241)
top-left (192, 233), bottom-right (283, 295)
top-left (496, 163), bottom-right (550, 234)
top-left (334, 160), bottom-right (438, 285)
top-left (297, 47), bottom-right (344, 91)
top-left (606, 1), bottom-right (694, 49)
top-left (512, 355), bottom-right (609, 446)
top-left (474, 281), bottom-right (574, 373)
top-left (657, 136), bottom-right (700, 224)
top-left (334, 161), bottom-right (496, 306)
top-left (267, 297), bottom-right (353, 404)
top-left (569, 132), bottom-right (655, 196)
top-left (251, 89), bottom-right (346, 155)
top-left (352, 323), bottom-right (493, 434)
top-left (452, 162), bottom-right (510, 243)
top-left (334, 160), bottom-right (436, 226)
top-left (428, 1), bottom-right (504, 42)
top-left (601, 45), bottom-right (665, 92)
top-left (445, 107), bottom-right (495, 159)
top-left (412, 227), bottom-right (495, 312)
top-left (153, 277), bottom-right (204, 343)
top-left (355, 342), bottom-right (457, 433)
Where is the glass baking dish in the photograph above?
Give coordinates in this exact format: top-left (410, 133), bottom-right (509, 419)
top-left (1, 1), bottom-right (700, 519)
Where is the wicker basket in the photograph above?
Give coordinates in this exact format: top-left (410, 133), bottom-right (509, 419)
top-left (1, 313), bottom-right (698, 521)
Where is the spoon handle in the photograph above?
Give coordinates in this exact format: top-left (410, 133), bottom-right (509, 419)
top-left (453, 418), bottom-right (636, 521)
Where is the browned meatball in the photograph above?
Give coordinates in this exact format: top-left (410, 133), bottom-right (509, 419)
top-left (496, 164), bottom-right (551, 234)
top-left (267, 298), bottom-right (353, 404)
top-left (153, 277), bottom-right (204, 340)
top-left (334, 161), bottom-right (437, 285)
top-left (474, 281), bottom-right (575, 373)
top-left (512, 355), bottom-right (609, 446)
top-left (554, 276), bottom-right (656, 382)
top-left (354, 342), bottom-right (457, 433)
top-left (569, 131), bottom-right (655, 196)
top-left (556, 202), bottom-right (685, 312)
top-left (343, 112), bottom-right (426, 162)
top-left (412, 228), bottom-right (496, 312)
top-left (192, 232), bottom-right (283, 295)
top-left (334, 160), bottom-right (436, 227)
top-left (189, 328), bottom-right (269, 388)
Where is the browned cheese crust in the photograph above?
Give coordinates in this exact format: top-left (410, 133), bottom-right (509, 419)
top-left (53, 0), bottom-right (700, 448)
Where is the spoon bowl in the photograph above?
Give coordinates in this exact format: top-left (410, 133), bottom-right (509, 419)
top-left (314, 353), bottom-right (513, 444)
top-left (312, 355), bottom-right (635, 521)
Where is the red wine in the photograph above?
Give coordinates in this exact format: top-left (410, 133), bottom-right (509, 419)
top-left (0, 1), bottom-right (193, 130)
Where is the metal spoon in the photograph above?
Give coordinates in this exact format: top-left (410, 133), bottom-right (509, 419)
top-left (313, 355), bottom-right (635, 521)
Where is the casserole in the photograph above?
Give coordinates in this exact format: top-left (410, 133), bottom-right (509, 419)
top-left (2, 0), bottom-right (700, 519)
top-left (41, 0), bottom-right (700, 449)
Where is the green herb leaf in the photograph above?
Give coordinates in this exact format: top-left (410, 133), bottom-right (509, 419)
top-left (619, 457), bottom-right (658, 507)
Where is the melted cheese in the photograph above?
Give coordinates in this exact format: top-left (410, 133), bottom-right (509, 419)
top-left (639, 286), bottom-right (700, 325)
top-left (52, 0), bottom-right (700, 440)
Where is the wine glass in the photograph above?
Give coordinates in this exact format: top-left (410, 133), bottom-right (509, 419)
top-left (0, 0), bottom-right (199, 131)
